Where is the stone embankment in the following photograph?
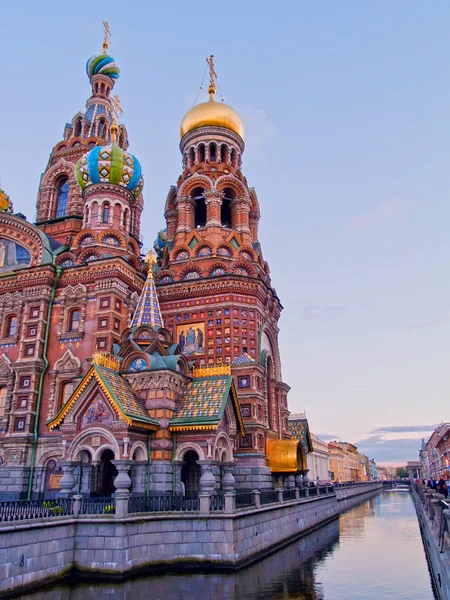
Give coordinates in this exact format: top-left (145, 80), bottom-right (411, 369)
top-left (412, 482), bottom-right (450, 600)
top-left (0, 482), bottom-right (383, 597)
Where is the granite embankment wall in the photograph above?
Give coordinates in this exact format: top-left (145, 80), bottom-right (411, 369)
top-left (412, 483), bottom-right (450, 600)
top-left (0, 482), bottom-right (383, 597)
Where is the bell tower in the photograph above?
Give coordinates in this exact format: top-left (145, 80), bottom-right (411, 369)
top-left (156, 57), bottom-right (290, 487)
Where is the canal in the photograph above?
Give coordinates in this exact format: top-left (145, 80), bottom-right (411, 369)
top-left (18, 490), bottom-right (435, 600)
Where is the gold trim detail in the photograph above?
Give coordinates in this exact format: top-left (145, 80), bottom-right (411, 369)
top-left (193, 365), bottom-right (231, 378)
top-left (169, 424), bottom-right (218, 432)
top-left (93, 352), bottom-right (120, 371)
top-left (266, 439), bottom-right (303, 473)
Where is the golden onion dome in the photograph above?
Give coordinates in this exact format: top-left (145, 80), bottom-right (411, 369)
top-left (180, 84), bottom-right (244, 140)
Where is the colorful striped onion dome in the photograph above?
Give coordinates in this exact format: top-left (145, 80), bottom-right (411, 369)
top-left (0, 189), bottom-right (11, 212)
top-left (86, 53), bottom-right (120, 81)
top-left (76, 142), bottom-right (144, 198)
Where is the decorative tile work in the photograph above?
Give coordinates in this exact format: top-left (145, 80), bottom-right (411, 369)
top-left (172, 376), bottom-right (231, 422)
top-left (287, 417), bottom-right (313, 453)
top-left (132, 271), bottom-right (164, 328)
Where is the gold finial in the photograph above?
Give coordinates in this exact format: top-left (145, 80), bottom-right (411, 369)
top-left (110, 94), bottom-right (123, 142)
top-left (93, 351), bottom-right (120, 371)
top-left (206, 54), bottom-right (217, 101)
top-left (103, 21), bottom-right (111, 53)
top-left (144, 250), bottom-right (157, 278)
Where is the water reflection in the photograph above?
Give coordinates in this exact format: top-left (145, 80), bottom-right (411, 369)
top-left (19, 492), bottom-right (435, 600)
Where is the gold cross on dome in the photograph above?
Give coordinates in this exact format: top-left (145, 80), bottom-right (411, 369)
top-left (206, 55), bottom-right (217, 88)
top-left (103, 21), bottom-right (112, 52)
top-left (112, 94), bottom-right (123, 125)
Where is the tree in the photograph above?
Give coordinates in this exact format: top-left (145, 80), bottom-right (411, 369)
top-left (396, 467), bottom-right (408, 479)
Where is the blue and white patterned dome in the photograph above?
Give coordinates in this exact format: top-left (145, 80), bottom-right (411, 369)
top-left (76, 141), bottom-right (143, 198)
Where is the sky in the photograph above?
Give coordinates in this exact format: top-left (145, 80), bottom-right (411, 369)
top-left (1, 1), bottom-right (449, 465)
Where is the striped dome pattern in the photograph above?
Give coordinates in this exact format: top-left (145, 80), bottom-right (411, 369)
top-left (86, 54), bottom-right (120, 81)
top-left (76, 143), bottom-right (143, 198)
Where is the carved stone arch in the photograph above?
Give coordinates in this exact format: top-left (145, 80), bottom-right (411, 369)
top-left (123, 351), bottom-right (151, 372)
top-left (231, 261), bottom-right (254, 277)
top-left (156, 269), bottom-right (175, 284)
top-left (178, 174), bottom-right (214, 197)
top-left (0, 354), bottom-right (13, 376)
top-left (67, 427), bottom-right (120, 462)
top-left (215, 175), bottom-right (248, 198)
top-left (249, 187), bottom-right (261, 214)
top-left (175, 442), bottom-right (205, 462)
top-left (178, 263), bottom-right (203, 281)
top-left (54, 349), bottom-right (82, 372)
top-left (57, 284), bottom-right (88, 342)
top-left (239, 247), bottom-right (257, 262)
top-left (164, 185), bottom-right (178, 214)
top-left (93, 443), bottom-right (119, 462)
top-left (40, 157), bottom-right (75, 187)
top-left (48, 349), bottom-right (83, 420)
top-left (171, 245), bottom-right (191, 262)
top-left (209, 262), bottom-right (228, 276)
top-left (37, 449), bottom-right (64, 468)
top-left (215, 242), bottom-right (237, 259)
top-left (260, 327), bottom-right (282, 382)
top-left (130, 441), bottom-right (147, 461)
top-left (73, 228), bottom-right (97, 248)
top-left (213, 431), bottom-right (234, 462)
top-left (0, 215), bottom-right (44, 266)
top-left (56, 252), bottom-right (76, 267)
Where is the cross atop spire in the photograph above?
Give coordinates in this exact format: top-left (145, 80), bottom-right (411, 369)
top-left (206, 55), bottom-right (217, 100)
top-left (103, 21), bottom-right (112, 53)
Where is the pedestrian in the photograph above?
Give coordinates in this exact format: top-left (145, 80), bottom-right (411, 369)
top-left (437, 475), bottom-right (448, 498)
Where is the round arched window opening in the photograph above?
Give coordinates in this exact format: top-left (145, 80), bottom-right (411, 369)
top-left (192, 187), bottom-right (206, 228)
top-left (55, 178), bottom-right (69, 218)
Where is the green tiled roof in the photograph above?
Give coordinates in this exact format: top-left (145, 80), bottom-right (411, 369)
top-left (170, 376), bottom-right (232, 427)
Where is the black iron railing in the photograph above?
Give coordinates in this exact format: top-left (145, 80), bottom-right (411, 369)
top-left (235, 492), bottom-right (254, 509)
top-left (319, 486), bottom-right (328, 495)
top-left (80, 497), bottom-right (114, 515)
top-left (299, 487), bottom-right (308, 498)
top-left (308, 487), bottom-right (318, 497)
top-left (260, 490), bottom-right (278, 505)
top-left (0, 498), bottom-right (73, 522)
top-left (210, 494), bottom-right (225, 511)
top-left (283, 489), bottom-right (296, 501)
top-left (128, 495), bottom-right (200, 513)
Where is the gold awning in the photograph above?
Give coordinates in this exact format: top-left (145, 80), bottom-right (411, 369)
top-left (267, 439), bottom-right (306, 473)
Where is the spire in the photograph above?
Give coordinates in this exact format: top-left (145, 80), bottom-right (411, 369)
top-left (103, 20), bottom-right (111, 54)
top-left (206, 55), bottom-right (217, 101)
top-left (132, 251), bottom-right (164, 329)
top-left (110, 94), bottom-right (123, 142)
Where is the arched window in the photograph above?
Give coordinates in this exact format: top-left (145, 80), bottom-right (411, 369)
top-left (55, 178), bottom-right (69, 218)
top-left (60, 381), bottom-right (74, 406)
top-left (6, 316), bottom-right (17, 337)
top-left (231, 149), bottom-right (238, 168)
top-left (189, 147), bottom-right (195, 167)
top-left (74, 119), bottom-right (82, 137)
top-left (68, 309), bottom-right (80, 332)
top-left (98, 119), bottom-right (106, 138)
top-left (102, 203), bottom-right (110, 224)
top-left (192, 188), bottom-right (207, 228)
top-left (221, 188), bottom-right (235, 228)
top-left (209, 143), bottom-right (216, 162)
top-left (198, 144), bottom-right (205, 163)
top-left (221, 144), bottom-right (228, 163)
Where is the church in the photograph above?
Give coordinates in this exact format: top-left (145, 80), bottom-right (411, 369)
top-left (0, 35), bottom-right (308, 499)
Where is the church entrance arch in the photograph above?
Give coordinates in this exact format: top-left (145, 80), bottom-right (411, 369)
top-left (181, 450), bottom-right (201, 498)
top-left (94, 449), bottom-right (117, 496)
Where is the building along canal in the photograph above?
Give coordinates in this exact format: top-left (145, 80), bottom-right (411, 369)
top-left (13, 489), bottom-right (435, 600)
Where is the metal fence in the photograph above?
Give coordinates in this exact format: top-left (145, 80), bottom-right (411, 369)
top-left (0, 499), bottom-right (73, 522)
top-left (260, 490), bottom-right (278, 505)
top-left (210, 494), bottom-right (225, 511)
top-left (236, 492), bottom-right (254, 509)
top-left (283, 489), bottom-right (297, 501)
top-left (80, 497), bottom-right (114, 515)
top-left (128, 495), bottom-right (200, 514)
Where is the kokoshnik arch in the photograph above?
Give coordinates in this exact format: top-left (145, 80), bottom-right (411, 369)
top-left (0, 38), bottom-right (309, 499)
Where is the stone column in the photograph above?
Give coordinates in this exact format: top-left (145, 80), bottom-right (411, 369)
top-left (232, 196), bottom-right (251, 233)
top-left (295, 472), bottom-right (303, 489)
top-left (198, 459), bottom-right (215, 516)
top-left (73, 494), bottom-right (83, 517)
top-left (111, 460), bottom-right (134, 518)
top-left (174, 460), bottom-right (185, 495)
top-left (203, 190), bottom-right (224, 227)
top-left (175, 194), bottom-right (193, 234)
top-left (224, 491), bottom-right (236, 514)
top-left (253, 490), bottom-right (261, 508)
top-left (57, 461), bottom-right (78, 498)
top-left (276, 488), bottom-right (284, 503)
top-left (221, 462), bottom-right (236, 492)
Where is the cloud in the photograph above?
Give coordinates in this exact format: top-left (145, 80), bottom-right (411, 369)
top-left (347, 198), bottom-right (414, 231)
top-left (401, 318), bottom-right (450, 331)
top-left (237, 104), bottom-right (278, 164)
top-left (356, 435), bottom-right (424, 463)
top-left (315, 434), bottom-right (341, 442)
top-left (288, 300), bottom-right (347, 321)
top-left (370, 424), bottom-right (438, 434)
